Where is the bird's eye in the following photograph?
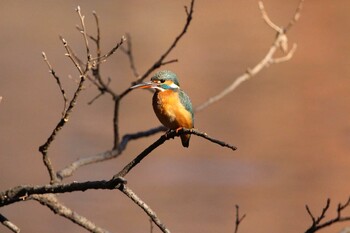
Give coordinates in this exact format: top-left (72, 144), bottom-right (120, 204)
top-left (159, 79), bottom-right (165, 83)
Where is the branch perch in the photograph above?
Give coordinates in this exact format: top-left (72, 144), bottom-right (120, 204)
top-left (115, 128), bottom-right (236, 178)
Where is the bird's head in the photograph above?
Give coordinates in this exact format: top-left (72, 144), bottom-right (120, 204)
top-left (131, 70), bottom-right (180, 92)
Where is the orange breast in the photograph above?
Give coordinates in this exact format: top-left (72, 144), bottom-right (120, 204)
top-left (152, 90), bottom-right (193, 130)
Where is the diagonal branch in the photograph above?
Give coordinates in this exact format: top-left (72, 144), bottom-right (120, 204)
top-left (42, 52), bottom-right (68, 117)
top-left (57, 126), bottom-right (166, 180)
top-left (115, 128), bottom-right (236, 178)
top-left (32, 194), bottom-right (110, 233)
top-left (119, 185), bottom-right (170, 233)
top-left (0, 213), bottom-right (20, 233)
top-left (119, 0), bottom-right (195, 99)
top-left (90, 36), bottom-right (126, 64)
top-left (195, 0), bottom-right (304, 112)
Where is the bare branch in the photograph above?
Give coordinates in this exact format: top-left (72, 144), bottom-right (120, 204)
top-left (0, 177), bottom-right (126, 207)
top-left (305, 197), bottom-right (350, 233)
top-left (196, 0), bottom-right (304, 112)
top-left (0, 213), bottom-right (20, 233)
top-left (234, 205), bottom-right (246, 233)
top-left (90, 36), bottom-right (126, 64)
top-left (306, 204), bottom-right (316, 224)
top-left (119, 0), bottom-right (195, 99)
top-left (119, 185), bottom-right (170, 233)
top-left (150, 218), bottom-right (154, 233)
top-left (60, 36), bottom-right (85, 75)
top-left (112, 99), bottom-right (120, 149)
top-left (270, 43), bottom-right (297, 64)
top-left (121, 33), bottom-right (140, 77)
top-left (285, 0), bottom-right (305, 32)
top-left (258, 1), bottom-right (282, 33)
top-left (115, 128), bottom-right (236, 178)
top-left (32, 194), bottom-right (110, 233)
top-left (42, 52), bottom-right (68, 116)
top-left (160, 59), bottom-right (178, 66)
top-left (38, 68), bottom-right (86, 183)
top-left (92, 11), bottom-right (100, 44)
top-left (76, 6), bottom-right (91, 70)
top-left (39, 7), bottom-right (96, 183)
top-left (57, 126), bottom-right (166, 180)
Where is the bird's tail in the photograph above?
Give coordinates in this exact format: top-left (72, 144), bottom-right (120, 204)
top-left (180, 134), bottom-right (191, 148)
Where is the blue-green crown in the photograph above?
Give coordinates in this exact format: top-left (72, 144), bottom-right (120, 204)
top-left (151, 70), bottom-right (180, 86)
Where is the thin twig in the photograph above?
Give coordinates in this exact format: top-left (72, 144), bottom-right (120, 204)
top-left (57, 126), bottom-right (166, 180)
top-left (119, 0), bottom-right (195, 99)
top-left (42, 52), bottom-right (68, 117)
top-left (234, 205), bottom-right (246, 233)
top-left (0, 213), bottom-right (20, 233)
top-left (61, 37), bottom-right (84, 75)
top-left (285, 0), bottom-right (305, 32)
top-left (150, 218), bottom-right (154, 233)
top-left (32, 194), bottom-right (110, 233)
top-left (38, 69), bottom-right (86, 184)
top-left (119, 185), bottom-right (170, 233)
top-left (112, 99), bottom-right (120, 149)
top-left (76, 6), bottom-right (91, 71)
top-left (39, 26), bottom-right (90, 184)
top-left (305, 197), bottom-right (350, 233)
top-left (121, 33), bottom-right (140, 77)
top-left (270, 43), bottom-right (297, 64)
top-left (90, 36), bottom-right (126, 63)
top-left (258, 1), bottom-right (282, 33)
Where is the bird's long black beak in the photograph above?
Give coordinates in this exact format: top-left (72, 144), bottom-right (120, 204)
top-left (130, 81), bottom-right (156, 89)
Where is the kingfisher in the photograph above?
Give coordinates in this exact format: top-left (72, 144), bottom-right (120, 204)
top-left (131, 70), bottom-right (194, 147)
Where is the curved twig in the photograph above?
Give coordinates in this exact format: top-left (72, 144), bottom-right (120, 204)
top-left (57, 126), bottom-right (166, 180)
top-left (119, 0), bottom-right (195, 99)
top-left (195, 0), bottom-right (304, 112)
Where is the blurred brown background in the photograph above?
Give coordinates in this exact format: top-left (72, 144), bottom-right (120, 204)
top-left (1, 0), bottom-right (350, 233)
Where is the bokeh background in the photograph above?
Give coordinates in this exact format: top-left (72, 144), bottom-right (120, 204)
top-left (1, 1), bottom-right (350, 233)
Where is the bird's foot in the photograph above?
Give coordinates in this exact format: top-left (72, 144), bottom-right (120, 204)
top-left (175, 127), bottom-right (184, 134)
top-left (164, 129), bottom-right (173, 139)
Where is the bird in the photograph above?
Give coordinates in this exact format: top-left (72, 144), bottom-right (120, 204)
top-left (131, 70), bottom-right (194, 147)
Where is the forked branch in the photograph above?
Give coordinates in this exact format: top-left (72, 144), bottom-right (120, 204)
top-left (234, 205), bottom-right (246, 233)
top-left (195, 0), bottom-right (304, 112)
top-left (305, 197), bottom-right (350, 233)
top-left (119, 0), bottom-right (195, 99)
